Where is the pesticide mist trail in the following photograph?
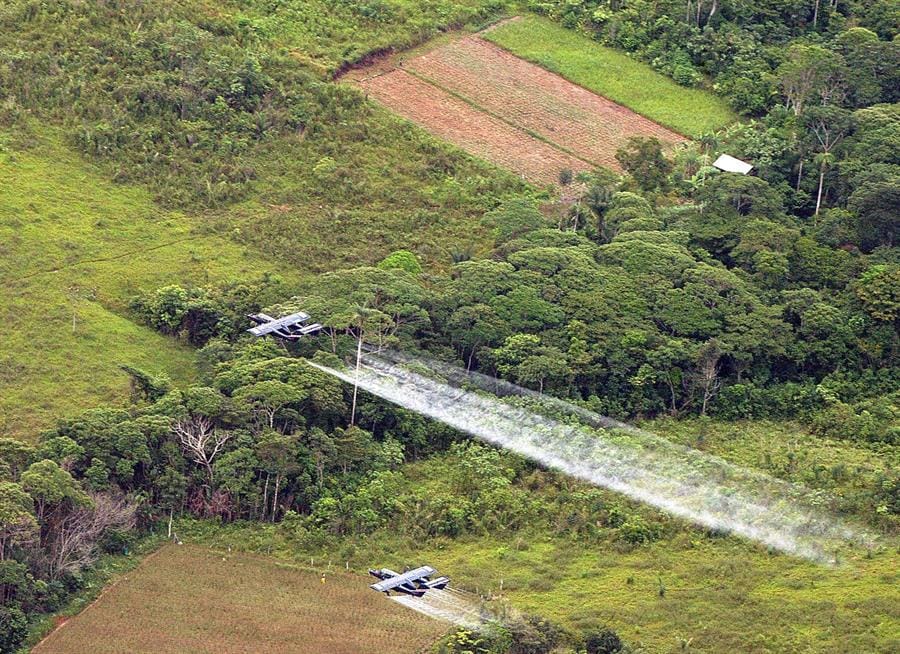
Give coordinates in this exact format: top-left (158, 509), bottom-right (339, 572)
top-left (310, 351), bottom-right (871, 563)
top-left (389, 588), bottom-right (486, 627)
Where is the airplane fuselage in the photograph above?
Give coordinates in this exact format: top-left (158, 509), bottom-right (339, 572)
top-left (368, 566), bottom-right (450, 597)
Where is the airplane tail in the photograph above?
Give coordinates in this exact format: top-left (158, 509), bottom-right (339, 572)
top-left (424, 576), bottom-right (450, 590)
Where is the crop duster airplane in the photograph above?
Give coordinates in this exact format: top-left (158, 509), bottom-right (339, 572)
top-left (246, 311), bottom-right (322, 341)
top-left (368, 566), bottom-right (450, 597)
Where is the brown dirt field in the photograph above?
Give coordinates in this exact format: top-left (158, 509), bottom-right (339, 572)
top-left (359, 69), bottom-right (592, 185)
top-left (351, 30), bottom-right (686, 184)
top-left (405, 36), bottom-right (686, 170)
top-left (33, 545), bottom-right (448, 654)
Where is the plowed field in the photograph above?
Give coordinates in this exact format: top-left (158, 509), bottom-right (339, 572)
top-left (33, 545), bottom-right (447, 654)
top-left (406, 36), bottom-right (685, 170)
top-left (353, 32), bottom-right (687, 185)
top-left (359, 69), bottom-right (591, 183)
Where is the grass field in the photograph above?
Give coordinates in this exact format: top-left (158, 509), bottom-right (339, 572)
top-left (0, 130), bottom-right (293, 439)
top-left (32, 544), bottom-right (448, 654)
top-left (483, 16), bottom-right (737, 138)
top-left (185, 419), bottom-right (900, 653)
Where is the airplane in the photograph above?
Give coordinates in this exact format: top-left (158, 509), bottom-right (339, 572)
top-left (247, 311), bottom-right (322, 341)
top-left (368, 565), bottom-right (450, 597)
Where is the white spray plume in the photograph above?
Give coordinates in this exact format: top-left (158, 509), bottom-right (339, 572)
top-left (389, 588), bottom-right (486, 627)
top-left (310, 350), bottom-right (872, 563)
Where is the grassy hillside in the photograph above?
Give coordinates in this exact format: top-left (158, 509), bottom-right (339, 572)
top-left (484, 15), bottom-right (738, 137)
top-left (215, 0), bottom-right (506, 76)
top-left (0, 130), bottom-right (289, 439)
top-left (0, 0), bottom-right (525, 437)
top-left (32, 544), bottom-right (448, 653)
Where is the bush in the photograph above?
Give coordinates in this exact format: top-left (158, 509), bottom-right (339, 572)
top-left (619, 515), bottom-right (661, 544)
top-left (810, 394), bottom-right (899, 444)
top-left (507, 614), bottom-right (562, 654)
top-left (0, 604), bottom-right (28, 654)
top-left (585, 628), bottom-right (624, 654)
top-left (377, 250), bottom-right (422, 274)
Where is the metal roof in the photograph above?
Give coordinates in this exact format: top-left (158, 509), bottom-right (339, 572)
top-left (712, 154), bottom-right (753, 175)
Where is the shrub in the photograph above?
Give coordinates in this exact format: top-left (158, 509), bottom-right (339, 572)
top-left (0, 604), bottom-right (28, 654)
top-left (619, 515), bottom-right (661, 544)
top-left (378, 250), bottom-right (422, 274)
top-left (507, 614), bottom-right (562, 654)
top-left (585, 628), bottom-right (624, 654)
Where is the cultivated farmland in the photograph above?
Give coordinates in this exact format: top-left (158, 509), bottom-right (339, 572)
top-left (359, 69), bottom-right (593, 184)
top-left (352, 28), bottom-right (688, 184)
top-left (33, 545), bottom-right (448, 654)
top-left (405, 35), bottom-right (686, 169)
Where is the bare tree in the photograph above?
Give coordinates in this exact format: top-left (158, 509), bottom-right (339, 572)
top-left (45, 492), bottom-right (136, 580)
top-left (173, 416), bottom-right (231, 491)
top-left (694, 339), bottom-right (723, 416)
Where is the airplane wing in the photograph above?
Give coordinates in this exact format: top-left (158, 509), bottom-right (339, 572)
top-left (247, 311), bottom-right (310, 336)
top-left (247, 313), bottom-right (276, 325)
top-left (369, 566), bottom-right (436, 592)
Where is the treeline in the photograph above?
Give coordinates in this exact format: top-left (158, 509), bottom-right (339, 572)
top-left (528, 0), bottom-right (899, 114)
top-left (0, 336), bottom-right (647, 652)
top-left (132, 176), bottom-right (898, 440)
top-left (3, 191), bottom-right (896, 648)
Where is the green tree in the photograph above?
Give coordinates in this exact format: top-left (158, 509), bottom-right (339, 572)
top-left (493, 334), bottom-right (569, 393)
top-left (377, 250), bottom-right (422, 274)
top-left (849, 174), bottom-right (899, 249)
top-left (0, 483), bottom-right (37, 561)
top-left (856, 265), bottom-right (900, 322)
top-left (19, 460), bottom-right (90, 525)
top-left (0, 604), bottom-right (28, 654)
top-left (615, 136), bottom-right (673, 192)
top-left (802, 105), bottom-right (853, 217)
top-left (777, 44), bottom-right (847, 116)
top-left (256, 432), bottom-right (302, 521)
top-left (234, 380), bottom-right (304, 430)
top-left (0, 439), bottom-right (34, 481)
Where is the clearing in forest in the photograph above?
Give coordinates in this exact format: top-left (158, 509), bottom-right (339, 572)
top-left (33, 545), bottom-right (448, 654)
top-left (351, 25), bottom-right (689, 184)
top-left (405, 35), bottom-right (686, 170)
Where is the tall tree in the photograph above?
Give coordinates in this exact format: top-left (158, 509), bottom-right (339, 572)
top-left (777, 44), bottom-right (847, 115)
top-left (803, 106), bottom-right (853, 217)
top-left (172, 416), bottom-right (231, 494)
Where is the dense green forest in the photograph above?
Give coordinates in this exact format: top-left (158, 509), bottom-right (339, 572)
top-left (0, 0), bottom-right (897, 652)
